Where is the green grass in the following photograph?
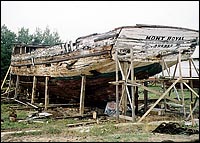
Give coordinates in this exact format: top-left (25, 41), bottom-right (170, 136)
top-left (88, 122), bottom-right (117, 136)
top-left (1, 103), bottom-right (79, 132)
top-left (42, 126), bottom-right (62, 134)
top-left (138, 83), bottom-right (198, 100)
top-left (1, 83), bottom-right (199, 139)
top-left (11, 131), bottom-right (42, 137)
top-left (91, 132), bottom-right (150, 142)
top-left (75, 123), bottom-right (154, 142)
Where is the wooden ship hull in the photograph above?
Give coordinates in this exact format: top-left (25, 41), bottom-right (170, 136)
top-left (10, 24), bottom-right (199, 107)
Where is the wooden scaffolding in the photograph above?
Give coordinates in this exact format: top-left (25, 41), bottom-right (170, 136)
top-left (1, 67), bottom-right (87, 116)
top-left (111, 47), bottom-right (199, 123)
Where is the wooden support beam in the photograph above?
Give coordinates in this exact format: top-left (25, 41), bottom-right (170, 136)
top-left (115, 50), bottom-right (119, 121)
top-left (178, 51), bottom-right (186, 117)
top-left (189, 59), bottom-right (194, 102)
top-left (31, 76), bottom-right (37, 104)
top-left (172, 57), bottom-right (179, 79)
top-left (161, 58), bottom-right (167, 111)
top-left (130, 48), bottom-right (135, 122)
top-left (117, 60), bottom-right (126, 80)
top-left (9, 97), bottom-right (28, 106)
top-left (127, 80), bottom-right (181, 104)
top-left (20, 47), bottom-right (22, 54)
top-left (161, 77), bottom-right (199, 80)
top-left (119, 115), bottom-right (133, 121)
top-left (186, 98), bottom-right (199, 120)
top-left (79, 75), bottom-right (86, 116)
top-left (135, 86), bottom-right (139, 115)
top-left (1, 89), bottom-right (15, 96)
top-left (183, 82), bottom-right (199, 98)
top-left (119, 84), bottom-right (125, 108)
top-left (144, 81), bottom-right (148, 112)
top-left (137, 77), bottom-right (181, 123)
top-left (5, 86), bottom-right (9, 93)
top-left (14, 75), bottom-right (19, 98)
top-left (44, 76), bottom-right (49, 110)
top-left (121, 62), bottom-right (128, 115)
top-left (1, 66), bottom-right (11, 89)
top-left (26, 102), bottom-right (39, 109)
top-left (190, 58), bottom-right (199, 75)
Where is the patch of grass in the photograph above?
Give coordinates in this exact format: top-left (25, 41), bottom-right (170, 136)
top-left (84, 130), bottom-right (150, 142)
top-left (88, 122), bottom-right (117, 136)
top-left (1, 103), bottom-right (79, 132)
top-left (11, 130), bottom-right (42, 137)
top-left (1, 103), bottom-right (44, 131)
top-left (16, 110), bottom-right (29, 119)
top-left (138, 83), bottom-right (197, 100)
top-left (1, 120), bottom-right (30, 130)
top-left (42, 125), bottom-right (62, 134)
top-left (1, 103), bottom-right (28, 120)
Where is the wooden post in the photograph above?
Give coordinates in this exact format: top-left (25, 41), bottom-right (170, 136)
top-left (190, 58), bottom-right (199, 75)
top-left (178, 51), bottom-right (186, 117)
top-left (14, 75), bottom-right (19, 98)
top-left (24, 46), bottom-right (27, 54)
top-left (186, 98), bottom-right (199, 120)
top-left (20, 47), bottom-right (22, 54)
top-left (161, 58), bottom-right (167, 110)
top-left (122, 62), bottom-right (128, 116)
top-left (144, 81), bottom-right (148, 112)
top-left (79, 75), bottom-right (86, 116)
top-left (44, 76), bottom-right (49, 110)
top-left (183, 82), bottom-right (199, 98)
top-left (131, 48), bottom-right (135, 122)
top-left (135, 86), bottom-right (139, 115)
top-left (172, 57), bottom-right (179, 79)
top-left (115, 50), bottom-right (119, 121)
top-left (189, 58), bottom-right (193, 103)
top-left (31, 76), bottom-right (37, 104)
top-left (121, 62), bottom-right (125, 115)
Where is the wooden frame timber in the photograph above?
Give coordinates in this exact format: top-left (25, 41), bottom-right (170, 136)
top-left (111, 47), bottom-right (199, 123)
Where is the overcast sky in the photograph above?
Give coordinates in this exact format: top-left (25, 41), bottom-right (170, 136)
top-left (1, 1), bottom-right (199, 42)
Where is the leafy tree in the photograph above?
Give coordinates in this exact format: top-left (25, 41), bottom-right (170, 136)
top-left (42, 26), bottom-right (62, 45)
top-left (1, 24), bottom-right (16, 80)
top-left (32, 26), bottom-right (62, 45)
top-left (32, 27), bottom-right (44, 45)
top-left (17, 27), bottom-right (33, 44)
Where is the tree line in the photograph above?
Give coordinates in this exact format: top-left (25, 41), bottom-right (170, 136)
top-left (1, 24), bottom-right (63, 80)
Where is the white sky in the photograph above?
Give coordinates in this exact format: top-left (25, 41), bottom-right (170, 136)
top-left (1, 1), bottom-right (199, 42)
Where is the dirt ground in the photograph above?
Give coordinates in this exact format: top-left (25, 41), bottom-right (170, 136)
top-left (1, 120), bottom-right (199, 142)
top-left (1, 133), bottom-right (199, 142)
top-left (1, 128), bottom-right (199, 142)
top-left (1, 103), bottom-right (199, 142)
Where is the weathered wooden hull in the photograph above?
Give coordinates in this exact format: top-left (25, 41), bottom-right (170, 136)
top-left (11, 62), bottom-right (164, 107)
top-left (10, 24), bottom-right (199, 106)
